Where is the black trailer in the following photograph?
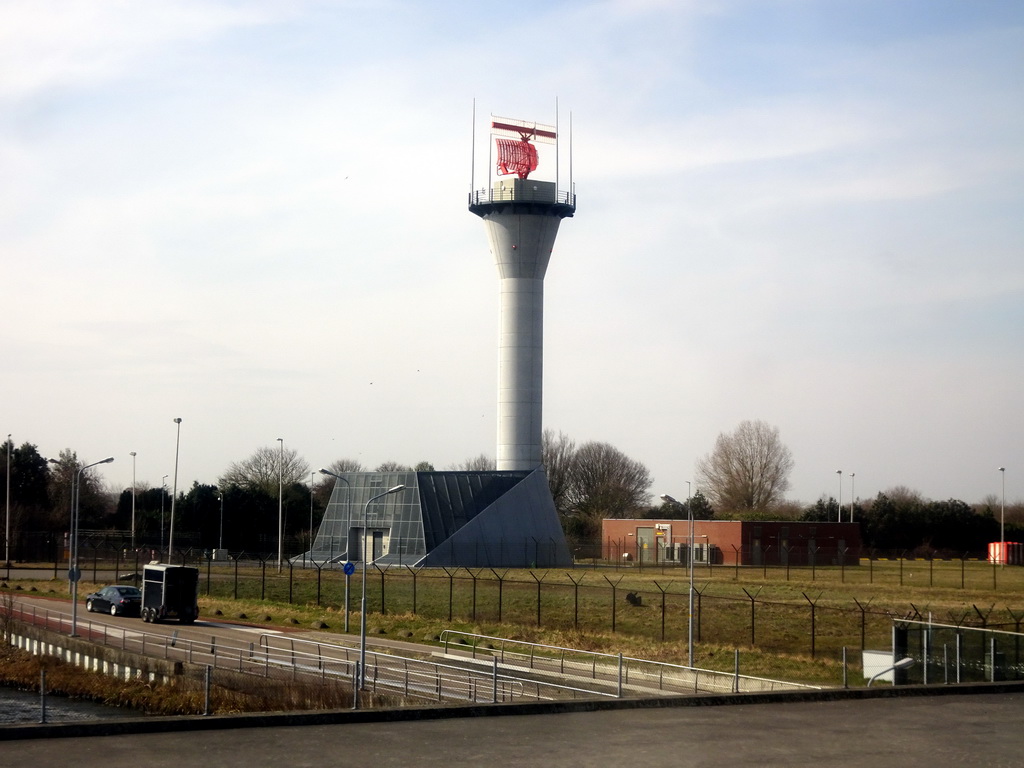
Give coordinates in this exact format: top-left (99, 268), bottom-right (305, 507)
top-left (141, 563), bottom-right (199, 624)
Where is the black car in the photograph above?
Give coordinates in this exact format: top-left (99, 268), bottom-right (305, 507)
top-left (85, 585), bottom-right (142, 616)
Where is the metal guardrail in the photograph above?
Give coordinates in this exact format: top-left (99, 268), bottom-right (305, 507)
top-left (439, 630), bottom-right (822, 696)
top-left (470, 187), bottom-right (576, 207)
top-left (4, 600), bottom-right (613, 706)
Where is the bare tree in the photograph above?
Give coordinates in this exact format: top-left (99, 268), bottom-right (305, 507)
top-left (324, 458), bottom-right (363, 474)
top-left (564, 441), bottom-right (652, 541)
top-left (695, 420), bottom-right (794, 512)
top-left (448, 453), bottom-right (495, 471)
top-left (375, 461), bottom-right (413, 472)
top-left (220, 445), bottom-right (310, 495)
top-left (541, 429), bottom-right (576, 514)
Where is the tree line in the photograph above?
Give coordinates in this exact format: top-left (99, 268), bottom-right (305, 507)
top-left (2, 424), bottom-right (1018, 560)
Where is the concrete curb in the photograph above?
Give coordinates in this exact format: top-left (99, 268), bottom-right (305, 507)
top-left (3, 679), bottom-right (1022, 741)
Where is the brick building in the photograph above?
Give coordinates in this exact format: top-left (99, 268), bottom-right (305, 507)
top-left (601, 519), bottom-right (862, 566)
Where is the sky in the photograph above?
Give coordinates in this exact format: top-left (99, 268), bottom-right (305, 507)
top-left (2, 0), bottom-right (1022, 507)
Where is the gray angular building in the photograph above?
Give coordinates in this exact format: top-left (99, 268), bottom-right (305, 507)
top-left (311, 468), bottom-right (571, 567)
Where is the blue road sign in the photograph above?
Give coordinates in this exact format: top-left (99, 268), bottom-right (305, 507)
top-left (343, 561), bottom-right (355, 576)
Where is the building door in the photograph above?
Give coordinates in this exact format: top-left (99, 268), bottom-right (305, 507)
top-left (636, 527), bottom-right (655, 563)
top-left (349, 527), bottom-right (364, 561)
top-left (372, 530), bottom-right (385, 561)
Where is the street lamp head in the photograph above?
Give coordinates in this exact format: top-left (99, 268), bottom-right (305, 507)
top-left (130, 451), bottom-right (136, 457)
top-left (999, 467), bottom-right (1005, 472)
top-left (386, 484), bottom-right (405, 494)
top-left (659, 493), bottom-right (679, 504)
top-left (99, 457), bottom-right (115, 465)
top-left (836, 469), bottom-right (842, 474)
top-left (319, 467), bottom-right (335, 476)
top-left (173, 418), bottom-right (182, 424)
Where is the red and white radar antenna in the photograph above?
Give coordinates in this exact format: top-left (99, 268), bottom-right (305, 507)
top-left (491, 116), bottom-right (557, 180)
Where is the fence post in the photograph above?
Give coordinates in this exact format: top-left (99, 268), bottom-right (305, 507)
top-left (490, 569), bottom-right (507, 623)
top-left (956, 632), bottom-right (962, 684)
top-left (492, 656), bottom-right (499, 704)
top-left (617, 653), bottom-right (623, 698)
top-left (233, 557), bottom-right (239, 599)
top-left (204, 665), bottom-right (212, 715)
top-left (39, 669), bottom-right (47, 724)
top-left (471, 569), bottom-right (478, 621)
top-left (567, 572), bottom-right (585, 629)
top-left (803, 592), bottom-right (821, 659)
top-left (530, 571), bottom-right (546, 628)
top-left (343, 568), bottom-right (349, 632)
top-left (603, 575), bottom-right (623, 634)
top-left (376, 564), bottom-right (387, 616)
top-left (443, 567), bottom-right (454, 621)
top-left (742, 587), bottom-right (761, 646)
top-left (733, 649), bottom-right (740, 693)
top-left (842, 647), bottom-right (848, 689)
top-left (852, 597), bottom-right (872, 650)
top-left (694, 582), bottom-right (709, 643)
top-left (407, 566), bottom-right (419, 616)
top-left (653, 581), bottom-right (671, 642)
top-left (316, 561), bottom-right (323, 607)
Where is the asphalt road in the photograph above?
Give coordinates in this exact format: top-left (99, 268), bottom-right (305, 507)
top-left (2, 691), bottom-right (1022, 768)
top-left (6, 588), bottom-right (1024, 767)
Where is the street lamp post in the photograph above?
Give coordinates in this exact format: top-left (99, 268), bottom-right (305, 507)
top-left (160, 475), bottom-right (168, 557)
top-left (318, 468), bottom-right (353, 626)
top-left (836, 469), bottom-right (842, 522)
top-left (168, 418), bottom-right (182, 561)
top-left (277, 438), bottom-right (284, 572)
top-left (660, 492), bottom-right (694, 667)
top-left (358, 484), bottom-right (404, 688)
top-left (4, 433), bottom-right (10, 567)
top-left (999, 467), bottom-right (1006, 564)
top-left (218, 494), bottom-right (224, 551)
top-left (129, 451), bottom-right (137, 550)
top-left (849, 472), bottom-right (855, 523)
top-left (309, 471), bottom-right (315, 560)
top-left (71, 456), bottom-right (114, 636)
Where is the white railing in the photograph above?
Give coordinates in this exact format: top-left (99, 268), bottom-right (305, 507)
top-left (439, 630), bottom-right (822, 696)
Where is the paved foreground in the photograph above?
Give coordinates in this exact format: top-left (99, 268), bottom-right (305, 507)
top-left (3, 691), bottom-right (1023, 768)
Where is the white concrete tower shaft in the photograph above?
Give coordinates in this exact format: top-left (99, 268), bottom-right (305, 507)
top-left (470, 179), bottom-right (574, 470)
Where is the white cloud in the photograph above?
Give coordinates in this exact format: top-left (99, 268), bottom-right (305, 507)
top-left (0, 0), bottom-right (277, 98)
top-left (0, 0), bottom-right (1021, 504)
